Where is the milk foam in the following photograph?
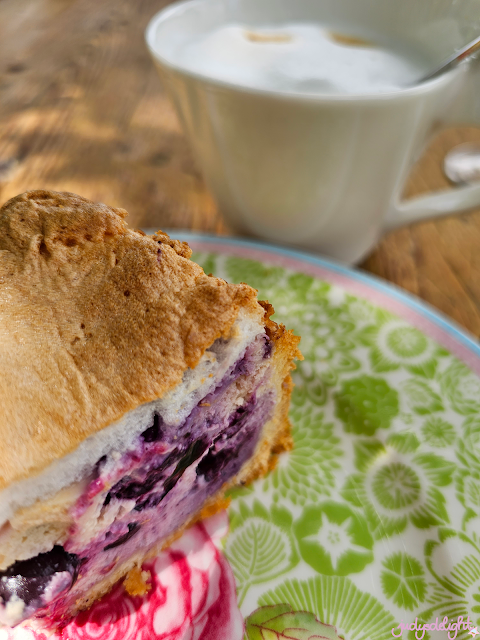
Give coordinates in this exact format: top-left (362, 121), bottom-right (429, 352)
top-left (172, 23), bottom-right (427, 95)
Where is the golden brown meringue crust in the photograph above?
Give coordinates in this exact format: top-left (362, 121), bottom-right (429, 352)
top-left (0, 190), bottom-right (260, 491)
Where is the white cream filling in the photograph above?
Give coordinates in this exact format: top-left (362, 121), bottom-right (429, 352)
top-left (0, 309), bottom-right (264, 528)
top-left (0, 595), bottom-right (25, 627)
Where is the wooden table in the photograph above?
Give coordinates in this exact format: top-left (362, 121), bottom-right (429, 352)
top-left (1, 0), bottom-right (480, 336)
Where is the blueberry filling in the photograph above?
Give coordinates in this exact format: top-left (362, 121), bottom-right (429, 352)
top-left (105, 412), bottom-right (208, 508)
top-left (110, 392), bottom-right (263, 516)
top-left (93, 455), bottom-right (107, 476)
top-left (141, 414), bottom-right (163, 443)
top-left (224, 397), bottom-right (256, 439)
top-left (196, 400), bottom-right (262, 482)
top-left (133, 438), bottom-right (209, 512)
top-left (105, 445), bottom-right (180, 506)
top-left (264, 335), bottom-right (273, 358)
top-left (196, 441), bottom-right (234, 482)
top-left (162, 439), bottom-right (209, 496)
top-left (0, 547), bottom-right (81, 607)
top-left (103, 523), bottom-right (141, 551)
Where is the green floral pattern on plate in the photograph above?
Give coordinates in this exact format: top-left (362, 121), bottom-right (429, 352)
top-left (381, 552), bottom-right (427, 611)
top-left (263, 407), bottom-right (342, 504)
top-left (191, 250), bottom-right (480, 640)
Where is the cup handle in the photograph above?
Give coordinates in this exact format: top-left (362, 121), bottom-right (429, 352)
top-left (384, 61), bottom-right (480, 231)
top-left (384, 182), bottom-right (480, 230)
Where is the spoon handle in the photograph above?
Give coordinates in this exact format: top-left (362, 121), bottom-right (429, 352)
top-left (458, 35), bottom-right (480, 61)
top-left (415, 33), bottom-right (480, 84)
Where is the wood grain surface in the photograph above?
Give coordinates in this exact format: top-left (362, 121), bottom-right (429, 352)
top-left (0, 0), bottom-right (480, 336)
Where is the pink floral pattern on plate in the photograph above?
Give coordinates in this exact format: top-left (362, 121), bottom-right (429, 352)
top-left (0, 512), bottom-right (244, 640)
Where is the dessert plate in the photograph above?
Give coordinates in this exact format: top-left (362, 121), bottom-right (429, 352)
top-left (6, 234), bottom-right (480, 640)
top-left (184, 233), bottom-right (480, 640)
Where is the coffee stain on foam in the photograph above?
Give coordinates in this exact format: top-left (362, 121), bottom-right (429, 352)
top-left (243, 28), bottom-right (375, 48)
top-left (243, 30), bottom-right (293, 43)
top-left (328, 31), bottom-right (377, 48)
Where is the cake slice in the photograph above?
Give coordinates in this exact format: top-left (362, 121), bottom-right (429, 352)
top-left (0, 191), bottom-right (301, 628)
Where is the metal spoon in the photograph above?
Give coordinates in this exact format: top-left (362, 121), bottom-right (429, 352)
top-left (414, 33), bottom-right (480, 84)
top-left (444, 143), bottom-right (480, 185)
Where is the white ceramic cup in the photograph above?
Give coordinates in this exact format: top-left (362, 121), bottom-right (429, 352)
top-left (146, 0), bottom-right (480, 264)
